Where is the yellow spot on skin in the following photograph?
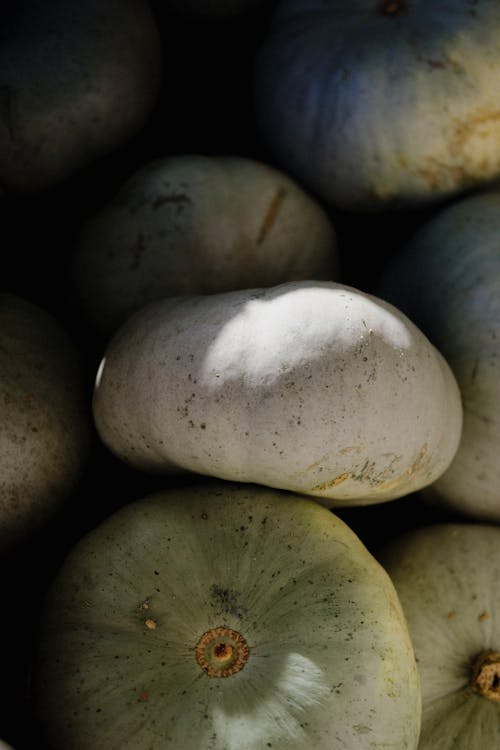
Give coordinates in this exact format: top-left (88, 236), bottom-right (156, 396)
top-left (447, 611), bottom-right (457, 619)
top-left (451, 110), bottom-right (500, 156)
top-left (312, 473), bottom-right (350, 492)
top-left (479, 612), bottom-right (489, 623)
top-left (406, 444), bottom-right (428, 475)
top-left (145, 618), bottom-right (157, 630)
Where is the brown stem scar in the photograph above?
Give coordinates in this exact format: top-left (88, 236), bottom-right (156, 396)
top-left (195, 626), bottom-right (249, 678)
top-left (470, 650), bottom-right (500, 701)
top-left (257, 187), bottom-right (286, 244)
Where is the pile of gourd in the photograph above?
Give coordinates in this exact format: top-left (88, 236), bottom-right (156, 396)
top-left (2, 1), bottom-right (500, 748)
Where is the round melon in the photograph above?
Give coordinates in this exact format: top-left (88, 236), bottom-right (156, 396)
top-left (379, 522), bottom-right (500, 750)
top-left (34, 481), bottom-right (421, 750)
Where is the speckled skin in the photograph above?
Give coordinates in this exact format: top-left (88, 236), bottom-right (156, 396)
top-left (71, 154), bottom-right (338, 336)
top-left (0, 0), bottom-right (162, 193)
top-left (254, 0), bottom-right (500, 211)
top-left (378, 189), bottom-right (500, 521)
top-left (0, 294), bottom-right (91, 552)
top-left (379, 523), bottom-right (500, 750)
top-left (35, 482), bottom-right (421, 750)
top-left (93, 280), bottom-right (462, 506)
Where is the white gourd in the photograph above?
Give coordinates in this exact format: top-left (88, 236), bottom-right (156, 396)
top-left (254, 0), bottom-right (500, 210)
top-left (93, 280), bottom-right (462, 506)
top-left (71, 154), bottom-right (338, 336)
top-left (378, 189), bottom-right (500, 520)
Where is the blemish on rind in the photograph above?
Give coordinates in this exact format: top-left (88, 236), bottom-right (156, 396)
top-left (152, 193), bottom-right (191, 212)
top-left (340, 445), bottom-right (363, 454)
top-left (257, 187), bottom-right (286, 244)
top-left (130, 232), bottom-right (146, 271)
top-left (312, 473), bottom-right (350, 492)
top-left (310, 445), bottom-right (428, 495)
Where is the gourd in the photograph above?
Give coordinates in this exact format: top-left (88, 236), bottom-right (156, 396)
top-left (34, 481), bottom-right (421, 750)
top-left (92, 279), bottom-right (462, 506)
top-left (254, 0), bottom-right (500, 211)
top-left (0, 293), bottom-right (91, 552)
top-left (377, 189), bottom-right (500, 521)
top-left (379, 522), bottom-right (500, 750)
top-left (71, 154), bottom-right (338, 336)
top-left (0, 0), bottom-right (162, 192)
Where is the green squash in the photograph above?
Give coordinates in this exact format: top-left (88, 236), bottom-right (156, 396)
top-left (93, 280), bottom-right (462, 506)
top-left (378, 189), bottom-right (500, 521)
top-left (34, 482), bottom-right (421, 749)
top-left (0, 293), bottom-right (91, 552)
top-left (379, 522), bottom-right (500, 750)
top-left (0, 0), bottom-right (162, 192)
top-left (71, 154), bottom-right (338, 335)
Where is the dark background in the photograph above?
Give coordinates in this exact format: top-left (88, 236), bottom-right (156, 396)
top-left (1, 2), bottom-right (458, 747)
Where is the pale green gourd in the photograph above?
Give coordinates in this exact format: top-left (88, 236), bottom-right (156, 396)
top-left (379, 523), bottom-right (500, 750)
top-left (0, 293), bottom-right (91, 552)
top-left (0, 0), bottom-right (162, 193)
top-left (34, 482), bottom-right (421, 750)
top-left (93, 280), bottom-right (462, 506)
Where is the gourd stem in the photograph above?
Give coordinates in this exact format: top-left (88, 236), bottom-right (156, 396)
top-left (470, 650), bottom-right (500, 701)
top-left (195, 626), bottom-right (249, 678)
top-left (379, 0), bottom-right (407, 15)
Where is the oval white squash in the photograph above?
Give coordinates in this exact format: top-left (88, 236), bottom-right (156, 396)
top-left (71, 154), bottom-right (338, 335)
top-left (34, 481), bottom-right (421, 750)
top-left (93, 280), bottom-right (462, 506)
top-left (0, 293), bottom-right (91, 551)
top-left (379, 522), bottom-right (500, 750)
top-left (377, 189), bottom-right (500, 521)
top-left (254, 0), bottom-right (500, 210)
